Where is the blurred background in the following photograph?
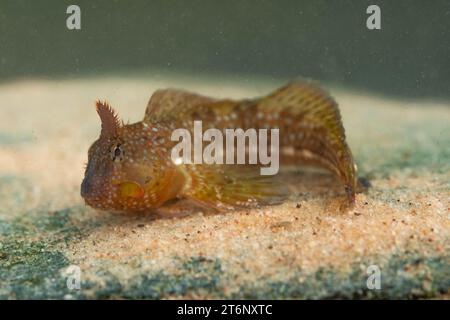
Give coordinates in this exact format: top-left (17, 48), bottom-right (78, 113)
top-left (1, 0), bottom-right (449, 99)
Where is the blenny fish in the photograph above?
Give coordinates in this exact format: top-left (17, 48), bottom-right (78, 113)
top-left (81, 81), bottom-right (358, 212)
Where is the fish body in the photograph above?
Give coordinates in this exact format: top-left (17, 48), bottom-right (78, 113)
top-left (81, 81), bottom-right (358, 212)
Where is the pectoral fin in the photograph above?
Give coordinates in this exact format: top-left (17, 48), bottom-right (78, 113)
top-left (181, 164), bottom-right (288, 211)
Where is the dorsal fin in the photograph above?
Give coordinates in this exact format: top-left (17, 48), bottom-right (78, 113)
top-left (144, 89), bottom-right (216, 122)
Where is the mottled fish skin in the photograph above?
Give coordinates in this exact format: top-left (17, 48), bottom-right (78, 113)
top-left (81, 81), bottom-right (358, 212)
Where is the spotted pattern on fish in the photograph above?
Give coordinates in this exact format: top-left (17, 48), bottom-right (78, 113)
top-left (81, 81), bottom-right (358, 212)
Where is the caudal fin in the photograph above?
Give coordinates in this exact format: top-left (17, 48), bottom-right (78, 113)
top-left (257, 81), bottom-right (357, 204)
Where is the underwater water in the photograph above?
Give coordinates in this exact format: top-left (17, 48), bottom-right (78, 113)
top-left (0, 1), bottom-right (449, 299)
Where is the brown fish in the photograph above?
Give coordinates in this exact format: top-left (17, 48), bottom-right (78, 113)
top-left (81, 81), bottom-right (358, 212)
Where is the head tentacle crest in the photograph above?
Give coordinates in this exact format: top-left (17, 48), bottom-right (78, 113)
top-left (96, 100), bottom-right (121, 139)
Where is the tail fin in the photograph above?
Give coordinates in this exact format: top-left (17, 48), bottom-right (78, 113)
top-left (258, 81), bottom-right (357, 204)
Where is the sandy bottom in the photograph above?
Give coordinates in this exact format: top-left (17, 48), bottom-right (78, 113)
top-left (0, 74), bottom-right (448, 298)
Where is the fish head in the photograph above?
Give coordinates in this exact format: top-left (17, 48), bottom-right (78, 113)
top-left (81, 101), bottom-right (183, 211)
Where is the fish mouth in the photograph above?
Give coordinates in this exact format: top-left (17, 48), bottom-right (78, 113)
top-left (80, 182), bottom-right (109, 209)
top-left (80, 177), bottom-right (91, 199)
top-left (80, 176), bottom-right (106, 201)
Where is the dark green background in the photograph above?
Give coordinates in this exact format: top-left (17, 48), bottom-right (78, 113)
top-left (1, 0), bottom-right (449, 98)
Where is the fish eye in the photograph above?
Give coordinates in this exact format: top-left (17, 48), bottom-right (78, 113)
top-left (110, 143), bottom-right (124, 162)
